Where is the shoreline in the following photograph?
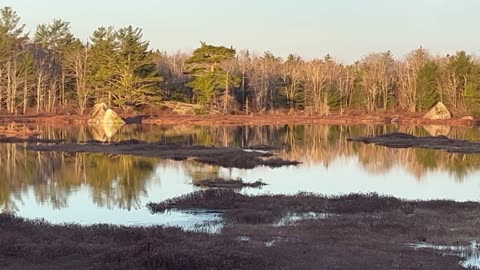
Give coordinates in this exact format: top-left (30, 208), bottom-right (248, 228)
top-left (0, 112), bottom-right (477, 127)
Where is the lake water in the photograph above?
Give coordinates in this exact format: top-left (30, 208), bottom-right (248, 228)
top-left (2, 124), bottom-right (480, 227)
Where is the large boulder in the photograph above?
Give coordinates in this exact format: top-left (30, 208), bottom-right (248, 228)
top-left (423, 102), bottom-right (452, 120)
top-left (88, 103), bottom-right (125, 125)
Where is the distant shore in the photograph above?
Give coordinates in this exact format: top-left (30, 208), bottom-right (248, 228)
top-left (0, 112), bottom-right (477, 127)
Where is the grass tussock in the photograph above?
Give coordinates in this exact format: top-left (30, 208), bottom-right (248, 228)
top-left (193, 178), bottom-right (267, 189)
top-left (147, 190), bottom-right (414, 224)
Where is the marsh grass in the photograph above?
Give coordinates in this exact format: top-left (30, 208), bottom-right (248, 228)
top-left (1, 192), bottom-right (479, 269)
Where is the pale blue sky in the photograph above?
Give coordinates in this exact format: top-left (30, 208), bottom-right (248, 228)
top-left (2, 0), bottom-right (480, 62)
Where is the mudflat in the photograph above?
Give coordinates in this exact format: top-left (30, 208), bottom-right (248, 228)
top-left (12, 138), bottom-right (300, 169)
top-left (348, 132), bottom-right (480, 154)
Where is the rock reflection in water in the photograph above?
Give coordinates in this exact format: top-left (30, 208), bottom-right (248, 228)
top-left (88, 123), bottom-right (124, 142)
top-left (2, 124), bottom-right (480, 225)
top-left (422, 125), bottom-right (451, 137)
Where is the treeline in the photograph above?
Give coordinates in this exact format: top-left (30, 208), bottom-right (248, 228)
top-left (1, 6), bottom-right (480, 115)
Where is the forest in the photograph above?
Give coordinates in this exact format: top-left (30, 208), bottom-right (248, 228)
top-left (1, 6), bottom-right (480, 116)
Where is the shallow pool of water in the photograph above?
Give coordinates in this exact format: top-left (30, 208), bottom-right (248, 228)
top-left (407, 241), bottom-right (480, 269)
top-left (2, 124), bottom-right (480, 227)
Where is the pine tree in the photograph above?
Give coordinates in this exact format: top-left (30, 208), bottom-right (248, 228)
top-left (112, 26), bottom-right (161, 111)
top-left (88, 26), bottom-right (118, 104)
top-left (416, 61), bottom-right (439, 111)
top-left (0, 6), bottom-right (29, 113)
top-left (88, 26), bottom-right (162, 111)
top-left (186, 43), bottom-right (240, 111)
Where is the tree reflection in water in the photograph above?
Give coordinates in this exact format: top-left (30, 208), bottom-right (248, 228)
top-left (1, 124), bottom-right (480, 212)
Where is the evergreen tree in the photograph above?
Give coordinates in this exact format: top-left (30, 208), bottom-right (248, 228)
top-left (444, 51), bottom-right (475, 110)
top-left (112, 26), bottom-right (161, 111)
top-left (88, 26), bottom-right (161, 111)
top-left (186, 43), bottom-right (240, 110)
top-left (280, 54), bottom-right (304, 109)
top-left (463, 63), bottom-right (480, 115)
top-left (0, 6), bottom-right (29, 113)
top-left (416, 61), bottom-right (439, 111)
top-left (88, 26), bottom-right (117, 103)
top-left (0, 6), bottom-right (25, 38)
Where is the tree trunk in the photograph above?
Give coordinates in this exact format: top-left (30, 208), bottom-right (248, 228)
top-left (6, 58), bottom-right (12, 113)
top-left (36, 72), bottom-right (43, 113)
top-left (23, 68), bottom-right (28, 115)
top-left (223, 71), bottom-right (229, 114)
top-left (61, 69), bottom-right (66, 109)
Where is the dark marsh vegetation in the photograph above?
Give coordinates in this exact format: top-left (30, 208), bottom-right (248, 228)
top-left (22, 139), bottom-right (300, 169)
top-left (192, 178), bottom-right (267, 189)
top-left (349, 132), bottom-right (480, 154)
top-left (1, 192), bottom-right (480, 269)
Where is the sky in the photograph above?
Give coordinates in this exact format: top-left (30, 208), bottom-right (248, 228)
top-left (2, 0), bottom-right (480, 63)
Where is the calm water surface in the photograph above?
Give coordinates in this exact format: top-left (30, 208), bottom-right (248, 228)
top-left (2, 124), bottom-right (480, 227)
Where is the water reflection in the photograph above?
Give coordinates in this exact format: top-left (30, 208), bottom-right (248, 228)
top-left (0, 146), bottom-right (157, 211)
top-left (2, 124), bottom-right (480, 224)
top-left (423, 125), bottom-right (451, 136)
top-left (407, 241), bottom-right (480, 269)
top-left (89, 123), bottom-right (124, 142)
